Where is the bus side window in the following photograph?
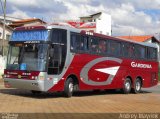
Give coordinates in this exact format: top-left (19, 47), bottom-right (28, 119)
top-left (129, 45), bottom-right (134, 58)
top-left (99, 39), bottom-right (107, 54)
top-left (90, 37), bottom-right (99, 54)
top-left (109, 40), bottom-right (121, 56)
top-left (122, 43), bottom-right (129, 57)
top-left (148, 47), bottom-right (157, 60)
top-left (71, 34), bottom-right (77, 51)
top-left (122, 43), bottom-right (134, 58)
top-left (70, 33), bottom-right (81, 52)
top-left (80, 36), bottom-right (89, 52)
top-left (140, 46), bottom-right (146, 59)
top-left (134, 45), bottom-right (146, 59)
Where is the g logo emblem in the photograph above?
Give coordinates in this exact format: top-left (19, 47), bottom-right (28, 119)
top-left (80, 57), bottom-right (122, 86)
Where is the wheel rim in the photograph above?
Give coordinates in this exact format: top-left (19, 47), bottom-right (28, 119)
top-left (136, 81), bottom-right (141, 91)
top-left (69, 82), bottom-right (73, 93)
top-left (125, 81), bottom-right (131, 91)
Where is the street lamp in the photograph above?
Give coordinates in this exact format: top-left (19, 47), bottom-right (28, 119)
top-left (2, 0), bottom-right (6, 56)
top-left (0, 0), bottom-right (6, 56)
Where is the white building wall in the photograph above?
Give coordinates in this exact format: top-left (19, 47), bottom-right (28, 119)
top-left (96, 13), bottom-right (111, 36)
top-left (0, 56), bottom-right (6, 78)
top-left (0, 25), bottom-right (12, 40)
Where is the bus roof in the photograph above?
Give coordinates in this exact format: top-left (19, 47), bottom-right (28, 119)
top-left (79, 30), bottom-right (158, 49)
top-left (14, 25), bottom-right (158, 49)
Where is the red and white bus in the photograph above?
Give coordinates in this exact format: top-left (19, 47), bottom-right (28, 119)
top-left (4, 25), bottom-right (158, 97)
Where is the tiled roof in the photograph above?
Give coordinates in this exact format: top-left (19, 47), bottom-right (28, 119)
top-left (9, 18), bottom-right (46, 28)
top-left (12, 18), bottom-right (46, 23)
top-left (118, 35), bottom-right (153, 42)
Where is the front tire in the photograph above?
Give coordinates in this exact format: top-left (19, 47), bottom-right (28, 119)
top-left (64, 78), bottom-right (74, 97)
top-left (132, 78), bottom-right (142, 94)
top-left (122, 78), bottom-right (132, 94)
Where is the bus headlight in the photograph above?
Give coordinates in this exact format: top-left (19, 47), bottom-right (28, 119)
top-left (38, 72), bottom-right (45, 80)
top-left (39, 76), bottom-right (45, 80)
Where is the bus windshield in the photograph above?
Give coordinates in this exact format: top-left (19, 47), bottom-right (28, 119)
top-left (7, 43), bottom-right (48, 72)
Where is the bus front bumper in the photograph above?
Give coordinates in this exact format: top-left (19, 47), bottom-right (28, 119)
top-left (4, 78), bottom-right (46, 91)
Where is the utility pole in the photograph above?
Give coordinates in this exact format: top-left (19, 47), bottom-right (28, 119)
top-left (2, 0), bottom-right (6, 56)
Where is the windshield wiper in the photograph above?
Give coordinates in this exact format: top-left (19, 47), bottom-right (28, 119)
top-left (13, 55), bottom-right (19, 64)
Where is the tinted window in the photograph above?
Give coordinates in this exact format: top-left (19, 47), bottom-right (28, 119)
top-left (90, 37), bottom-right (99, 54)
top-left (122, 43), bottom-right (134, 58)
top-left (134, 45), bottom-right (146, 59)
top-left (71, 33), bottom-right (80, 51)
top-left (50, 29), bottom-right (66, 44)
top-left (70, 33), bottom-right (89, 52)
top-left (98, 39), bottom-right (107, 54)
top-left (90, 38), bottom-right (108, 55)
top-left (81, 36), bottom-right (89, 51)
top-left (148, 47), bottom-right (157, 60)
top-left (108, 40), bottom-right (121, 56)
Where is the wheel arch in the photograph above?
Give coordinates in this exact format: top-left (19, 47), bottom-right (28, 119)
top-left (135, 76), bottom-right (143, 87)
top-left (66, 74), bottom-right (79, 91)
top-left (126, 76), bottom-right (133, 84)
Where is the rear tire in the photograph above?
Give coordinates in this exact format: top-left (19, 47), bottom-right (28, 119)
top-left (132, 78), bottom-right (142, 94)
top-left (122, 78), bottom-right (132, 94)
top-left (64, 78), bottom-right (74, 98)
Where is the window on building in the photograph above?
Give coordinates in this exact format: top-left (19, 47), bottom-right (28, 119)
top-left (6, 34), bottom-right (11, 40)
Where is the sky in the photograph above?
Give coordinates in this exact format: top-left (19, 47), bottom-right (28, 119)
top-left (1, 0), bottom-right (160, 36)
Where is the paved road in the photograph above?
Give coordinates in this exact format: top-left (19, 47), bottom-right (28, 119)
top-left (0, 82), bottom-right (160, 119)
top-left (142, 84), bottom-right (160, 93)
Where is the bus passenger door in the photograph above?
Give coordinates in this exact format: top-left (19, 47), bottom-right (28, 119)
top-left (48, 44), bottom-right (62, 75)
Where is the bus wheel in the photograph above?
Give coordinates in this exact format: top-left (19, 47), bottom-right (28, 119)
top-left (122, 78), bottom-right (131, 94)
top-left (31, 90), bottom-right (42, 94)
top-left (64, 78), bottom-right (74, 98)
top-left (132, 78), bottom-right (142, 94)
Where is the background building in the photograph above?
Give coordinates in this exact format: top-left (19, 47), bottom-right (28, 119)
top-left (9, 18), bottom-right (46, 28)
top-left (0, 15), bottom-right (21, 25)
top-left (51, 12), bottom-right (112, 36)
top-left (80, 12), bottom-right (112, 36)
top-left (0, 21), bottom-right (13, 54)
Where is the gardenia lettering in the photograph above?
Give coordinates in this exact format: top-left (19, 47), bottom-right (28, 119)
top-left (131, 62), bottom-right (152, 68)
